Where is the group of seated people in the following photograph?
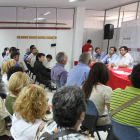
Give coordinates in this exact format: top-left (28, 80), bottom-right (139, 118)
top-left (83, 39), bottom-right (134, 69)
top-left (0, 42), bottom-right (139, 140)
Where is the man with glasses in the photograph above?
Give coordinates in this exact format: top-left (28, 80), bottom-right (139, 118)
top-left (111, 46), bottom-right (133, 69)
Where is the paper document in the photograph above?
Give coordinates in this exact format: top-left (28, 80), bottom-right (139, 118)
top-left (113, 71), bottom-right (131, 75)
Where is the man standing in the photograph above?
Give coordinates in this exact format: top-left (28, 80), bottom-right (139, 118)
top-left (93, 47), bottom-right (106, 62)
top-left (51, 52), bottom-right (68, 89)
top-left (67, 52), bottom-right (92, 87)
top-left (82, 39), bottom-right (93, 53)
top-left (101, 47), bottom-right (118, 64)
top-left (111, 46), bottom-right (133, 69)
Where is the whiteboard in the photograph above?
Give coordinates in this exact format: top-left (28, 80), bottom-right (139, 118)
top-left (119, 19), bottom-right (140, 65)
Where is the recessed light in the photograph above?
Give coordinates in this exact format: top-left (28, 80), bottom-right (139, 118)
top-left (69, 0), bottom-right (86, 2)
top-left (34, 18), bottom-right (45, 20)
top-left (44, 12), bottom-right (51, 15)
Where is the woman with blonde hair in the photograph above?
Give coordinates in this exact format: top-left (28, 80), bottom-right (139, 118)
top-left (1, 59), bottom-right (16, 85)
top-left (5, 72), bottom-right (30, 115)
top-left (11, 84), bottom-right (47, 140)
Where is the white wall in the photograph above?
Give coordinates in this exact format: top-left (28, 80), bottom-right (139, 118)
top-left (102, 28), bottom-right (120, 54)
top-left (83, 28), bottom-right (104, 50)
top-left (0, 29), bottom-right (73, 71)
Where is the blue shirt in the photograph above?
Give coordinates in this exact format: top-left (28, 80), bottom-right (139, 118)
top-left (67, 62), bottom-right (90, 87)
top-left (101, 54), bottom-right (118, 64)
top-left (94, 52), bottom-right (106, 61)
top-left (51, 63), bottom-right (67, 85)
top-left (23, 53), bottom-right (29, 61)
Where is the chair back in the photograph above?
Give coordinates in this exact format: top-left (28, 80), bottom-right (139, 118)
top-left (82, 100), bottom-right (99, 131)
top-left (54, 80), bottom-right (62, 89)
top-left (109, 114), bottom-right (140, 140)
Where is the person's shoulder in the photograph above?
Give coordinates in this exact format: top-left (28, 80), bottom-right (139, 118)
top-left (97, 85), bottom-right (112, 93)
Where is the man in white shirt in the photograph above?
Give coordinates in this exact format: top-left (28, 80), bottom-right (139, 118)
top-left (43, 54), bottom-right (53, 68)
top-left (111, 46), bottom-right (133, 69)
top-left (30, 49), bottom-right (39, 67)
top-left (26, 45), bottom-right (36, 63)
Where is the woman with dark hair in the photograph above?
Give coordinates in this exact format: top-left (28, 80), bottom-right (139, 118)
top-left (82, 62), bottom-right (112, 126)
top-left (7, 66), bottom-right (23, 80)
top-left (36, 86), bottom-right (96, 140)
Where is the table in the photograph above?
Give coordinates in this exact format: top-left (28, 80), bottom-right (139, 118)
top-left (74, 61), bottom-right (132, 90)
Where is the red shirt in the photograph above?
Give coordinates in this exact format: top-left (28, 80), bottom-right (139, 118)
top-left (82, 44), bottom-right (92, 52)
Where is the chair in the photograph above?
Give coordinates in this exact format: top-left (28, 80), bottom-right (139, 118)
top-left (81, 100), bottom-right (110, 140)
top-left (0, 93), bottom-right (7, 99)
top-left (35, 71), bottom-right (51, 89)
top-left (108, 113), bottom-right (140, 140)
top-left (54, 80), bottom-right (62, 89)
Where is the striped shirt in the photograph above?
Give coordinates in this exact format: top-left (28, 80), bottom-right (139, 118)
top-left (110, 86), bottom-right (140, 130)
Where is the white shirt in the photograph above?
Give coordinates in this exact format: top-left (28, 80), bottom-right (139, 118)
top-left (30, 55), bottom-right (36, 67)
top-left (114, 53), bottom-right (133, 69)
top-left (43, 58), bottom-right (49, 68)
top-left (2, 73), bottom-right (8, 85)
top-left (89, 85), bottom-right (112, 126)
top-left (11, 114), bottom-right (43, 140)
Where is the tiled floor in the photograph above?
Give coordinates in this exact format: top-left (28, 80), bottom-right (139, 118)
top-left (0, 73), bottom-right (108, 140)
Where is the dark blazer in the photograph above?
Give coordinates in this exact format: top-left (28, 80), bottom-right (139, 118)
top-left (34, 61), bottom-right (51, 82)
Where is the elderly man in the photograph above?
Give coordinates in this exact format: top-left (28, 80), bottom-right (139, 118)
top-left (51, 52), bottom-right (68, 89)
top-left (111, 46), bottom-right (133, 69)
top-left (67, 52), bottom-right (92, 87)
top-left (23, 48), bottom-right (30, 62)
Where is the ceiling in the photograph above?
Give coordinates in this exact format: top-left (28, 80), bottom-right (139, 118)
top-left (0, 0), bottom-right (138, 10)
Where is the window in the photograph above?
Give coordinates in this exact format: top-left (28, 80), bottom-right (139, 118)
top-left (57, 8), bottom-right (74, 28)
top-left (84, 10), bottom-right (105, 29)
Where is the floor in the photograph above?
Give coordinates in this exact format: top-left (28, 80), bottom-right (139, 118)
top-left (0, 73), bottom-right (108, 140)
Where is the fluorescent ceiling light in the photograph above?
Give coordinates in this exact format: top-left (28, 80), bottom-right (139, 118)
top-left (69, 0), bottom-right (86, 2)
top-left (44, 12), bottom-right (51, 15)
top-left (34, 18), bottom-right (45, 20)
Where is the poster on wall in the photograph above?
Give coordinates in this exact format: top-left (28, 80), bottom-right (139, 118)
top-left (119, 19), bottom-right (140, 65)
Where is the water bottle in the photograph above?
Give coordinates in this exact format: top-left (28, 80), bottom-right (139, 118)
top-left (108, 58), bottom-right (111, 68)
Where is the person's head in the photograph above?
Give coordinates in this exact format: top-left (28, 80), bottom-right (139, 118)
top-left (95, 47), bottom-right (101, 55)
top-left (56, 52), bottom-right (68, 65)
top-left (36, 53), bottom-right (45, 62)
top-left (14, 84), bottom-right (47, 123)
top-left (16, 49), bottom-right (20, 55)
top-left (79, 52), bottom-right (92, 67)
top-left (109, 47), bottom-right (117, 55)
top-left (46, 54), bottom-right (52, 62)
top-left (2, 52), bottom-right (6, 58)
top-left (87, 39), bottom-right (92, 44)
top-left (9, 47), bottom-right (17, 54)
top-left (52, 85), bottom-right (86, 128)
top-left (4, 47), bottom-right (9, 53)
top-left (26, 48), bottom-right (30, 55)
top-left (131, 64), bottom-right (140, 88)
top-left (82, 62), bottom-right (110, 99)
top-left (1, 59), bottom-right (16, 74)
top-left (7, 66), bottom-right (23, 80)
top-left (30, 45), bottom-right (36, 51)
top-left (8, 72), bottom-right (30, 95)
top-left (11, 52), bottom-right (20, 62)
top-left (33, 49), bottom-right (39, 56)
top-left (119, 46), bottom-right (128, 56)
top-left (88, 47), bottom-right (94, 54)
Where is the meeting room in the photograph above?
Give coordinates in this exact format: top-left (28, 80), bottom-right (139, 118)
top-left (0, 0), bottom-right (140, 140)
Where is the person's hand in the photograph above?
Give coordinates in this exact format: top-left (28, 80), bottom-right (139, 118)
top-left (111, 63), bottom-right (116, 67)
top-left (93, 59), bottom-right (96, 62)
top-left (108, 55), bottom-right (111, 59)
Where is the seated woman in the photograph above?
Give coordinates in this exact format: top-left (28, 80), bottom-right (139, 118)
top-left (5, 72), bottom-right (30, 115)
top-left (7, 66), bottom-right (23, 80)
top-left (1, 59), bottom-right (16, 85)
top-left (11, 84), bottom-right (47, 140)
top-left (0, 97), bottom-right (11, 137)
top-left (36, 86), bottom-right (96, 140)
top-left (82, 62), bottom-right (112, 126)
